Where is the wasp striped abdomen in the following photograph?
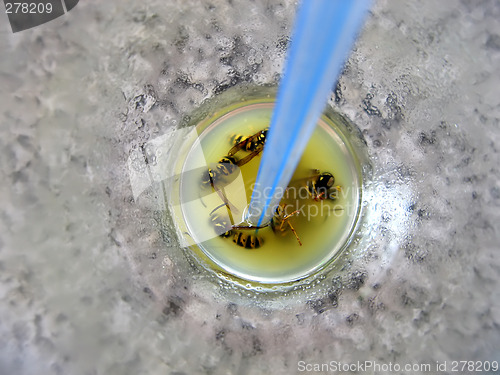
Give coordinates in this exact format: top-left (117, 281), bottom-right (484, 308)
top-left (232, 231), bottom-right (264, 249)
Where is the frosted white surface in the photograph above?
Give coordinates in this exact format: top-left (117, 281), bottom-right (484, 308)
top-left (0, 0), bottom-right (499, 374)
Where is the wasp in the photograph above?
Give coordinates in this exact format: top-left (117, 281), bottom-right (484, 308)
top-left (201, 153), bottom-right (265, 190)
top-left (201, 155), bottom-right (237, 189)
top-left (271, 203), bottom-right (302, 246)
top-left (209, 203), bottom-right (265, 249)
top-left (228, 128), bottom-right (268, 157)
top-left (306, 169), bottom-right (341, 201)
top-left (201, 129), bottom-right (269, 191)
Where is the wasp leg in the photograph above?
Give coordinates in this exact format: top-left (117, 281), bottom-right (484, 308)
top-left (198, 191), bottom-right (207, 208)
top-left (286, 221), bottom-right (302, 246)
top-left (209, 202), bottom-right (228, 216)
top-left (315, 191), bottom-right (327, 201)
top-left (279, 209), bottom-right (301, 231)
top-left (306, 184), bottom-right (314, 199)
top-left (276, 205), bottom-right (302, 246)
top-left (306, 181), bottom-right (319, 201)
top-left (325, 206), bottom-right (344, 222)
top-left (308, 184), bottom-right (327, 201)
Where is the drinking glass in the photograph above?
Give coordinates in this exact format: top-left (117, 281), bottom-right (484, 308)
top-left (0, 1), bottom-right (498, 374)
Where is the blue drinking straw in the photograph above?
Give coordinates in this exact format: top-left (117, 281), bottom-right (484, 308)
top-left (247, 0), bottom-right (371, 226)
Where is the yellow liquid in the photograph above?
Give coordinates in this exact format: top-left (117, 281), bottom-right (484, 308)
top-left (180, 102), bottom-right (361, 284)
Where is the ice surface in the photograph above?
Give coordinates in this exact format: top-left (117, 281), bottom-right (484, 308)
top-left (0, 0), bottom-right (499, 374)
